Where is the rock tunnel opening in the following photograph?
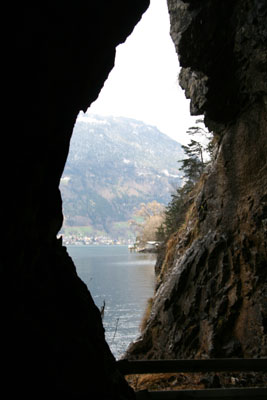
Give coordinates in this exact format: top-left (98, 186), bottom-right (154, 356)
top-left (4, 0), bottom-right (267, 398)
top-left (58, 0), bottom-right (200, 359)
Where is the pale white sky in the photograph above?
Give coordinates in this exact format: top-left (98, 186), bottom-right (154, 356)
top-left (85, 0), bottom-right (197, 145)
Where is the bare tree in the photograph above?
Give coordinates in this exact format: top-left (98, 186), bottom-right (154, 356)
top-left (129, 201), bottom-right (165, 246)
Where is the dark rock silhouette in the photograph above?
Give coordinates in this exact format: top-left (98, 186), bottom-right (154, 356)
top-left (2, 2), bottom-right (149, 399)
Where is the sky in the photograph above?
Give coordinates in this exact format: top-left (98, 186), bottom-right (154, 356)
top-left (83, 0), bottom-right (197, 145)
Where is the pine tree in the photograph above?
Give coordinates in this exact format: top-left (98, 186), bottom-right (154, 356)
top-left (179, 119), bottom-right (213, 184)
top-left (180, 139), bottom-right (205, 182)
top-left (157, 120), bottom-right (214, 242)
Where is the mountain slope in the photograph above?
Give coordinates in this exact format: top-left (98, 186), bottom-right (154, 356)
top-left (60, 114), bottom-right (184, 237)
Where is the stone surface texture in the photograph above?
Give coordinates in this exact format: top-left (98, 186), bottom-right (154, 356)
top-left (126, 0), bottom-right (267, 361)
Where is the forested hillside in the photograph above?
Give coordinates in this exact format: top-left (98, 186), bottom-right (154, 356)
top-left (60, 114), bottom-right (184, 238)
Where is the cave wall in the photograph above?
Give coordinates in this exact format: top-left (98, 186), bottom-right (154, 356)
top-left (126, 0), bottom-right (267, 360)
top-left (2, 1), bottom-right (149, 398)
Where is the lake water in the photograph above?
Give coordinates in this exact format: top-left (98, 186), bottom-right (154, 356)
top-left (67, 245), bottom-right (156, 359)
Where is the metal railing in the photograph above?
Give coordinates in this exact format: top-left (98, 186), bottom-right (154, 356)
top-left (117, 358), bottom-right (267, 399)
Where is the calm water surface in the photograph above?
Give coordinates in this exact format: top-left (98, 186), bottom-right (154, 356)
top-left (67, 245), bottom-right (155, 359)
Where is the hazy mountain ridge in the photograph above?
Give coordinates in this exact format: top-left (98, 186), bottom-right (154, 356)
top-left (60, 114), bottom-right (184, 237)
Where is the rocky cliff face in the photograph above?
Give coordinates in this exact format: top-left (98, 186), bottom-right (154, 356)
top-left (126, 0), bottom-right (267, 360)
top-left (3, 2), bottom-right (149, 399)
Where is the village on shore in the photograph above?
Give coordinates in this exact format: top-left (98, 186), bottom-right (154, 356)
top-left (59, 233), bottom-right (160, 253)
top-left (60, 234), bottom-right (131, 246)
